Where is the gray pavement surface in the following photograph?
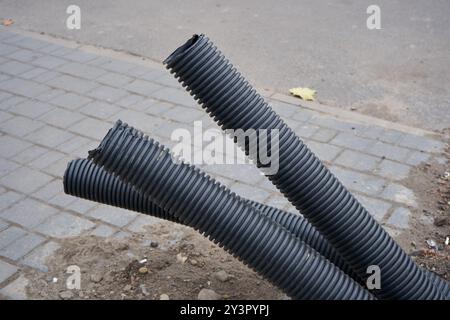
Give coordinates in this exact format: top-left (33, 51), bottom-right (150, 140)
top-left (0, 0), bottom-right (449, 131)
top-left (0, 28), bottom-right (447, 299)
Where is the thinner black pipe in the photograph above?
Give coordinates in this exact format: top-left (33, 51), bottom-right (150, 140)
top-left (163, 34), bottom-right (443, 300)
top-left (87, 120), bottom-right (373, 300)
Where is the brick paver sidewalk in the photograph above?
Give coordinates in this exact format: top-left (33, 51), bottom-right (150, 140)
top-left (0, 27), bottom-right (447, 299)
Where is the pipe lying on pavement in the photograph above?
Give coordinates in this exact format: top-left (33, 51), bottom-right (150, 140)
top-left (163, 34), bottom-right (444, 300)
top-left (87, 120), bottom-right (374, 300)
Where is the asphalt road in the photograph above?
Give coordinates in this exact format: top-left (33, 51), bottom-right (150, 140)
top-left (1, 0), bottom-right (449, 131)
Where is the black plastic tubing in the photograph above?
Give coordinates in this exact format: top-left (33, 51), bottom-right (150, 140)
top-left (64, 158), bottom-right (449, 297)
top-left (64, 158), bottom-right (356, 279)
top-left (163, 34), bottom-right (443, 300)
top-left (87, 120), bottom-right (373, 300)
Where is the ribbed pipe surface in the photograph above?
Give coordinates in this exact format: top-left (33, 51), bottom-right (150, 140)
top-left (87, 120), bottom-right (373, 300)
top-left (163, 34), bottom-right (443, 300)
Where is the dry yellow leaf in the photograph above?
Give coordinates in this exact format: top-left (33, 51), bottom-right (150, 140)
top-left (2, 19), bottom-right (14, 27)
top-left (289, 87), bottom-right (316, 101)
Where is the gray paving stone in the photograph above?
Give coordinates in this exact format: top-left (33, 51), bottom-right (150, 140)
top-left (99, 59), bottom-right (140, 74)
top-left (11, 100), bottom-right (54, 119)
top-left (14, 37), bottom-right (48, 50)
top-left (0, 166), bottom-right (53, 193)
top-left (80, 101), bottom-right (121, 119)
top-left (0, 226), bottom-right (27, 249)
top-left (397, 134), bottom-right (445, 153)
top-left (230, 182), bottom-right (271, 203)
top-left (127, 215), bottom-right (164, 233)
top-left (0, 260), bottom-right (17, 284)
top-left (366, 141), bottom-right (411, 162)
top-left (0, 60), bottom-right (34, 75)
top-left (162, 106), bottom-right (204, 124)
top-left (110, 109), bottom-right (161, 135)
top-left (0, 232), bottom-right (46, 261)
top-left (19, 67), bottom-right (48, 80)
top-left (7, 48), bottom-right (43, 63)
top-left (375, 159), bottom-right (411, 180)
top-left (41, 155), bottom-right (72, 177)
top-left (1, 78), bottom-right (50, 98)
top-left (87, 206), bottom-right (138, 228)
top-left (293, 123), bottom-right (319, 139)
top-left (49, 46), bottom-right (76, 57)
top-left (307, 141), bottom-right (342, 162)
top-left (329, 166), bottom-right (386, 196)
top-left (47, 192), bottom-right (76, 208)
top-left (0, 110), bottom-right (13, 124)
top-left (96, 72), bottom-right (133, 87)
top-left (38, 107), bottom-right (84, 128)
top-left (20, 241), bottom-right (60, 272)
top-left (0, 73), bottom-right (11, 82)
top-left (145, 101), bottom-right (174, 116)
top-left (86, 85), bottom-right (128, 103)
top-left (138, 69), bottom-right (166, 82)
top-left (55, 135), bottom-right (91, 154)
top-left (0, 92), bottom-right (13, 103)
top-left (354, 194), bottom-right (392, 222)
top-left (14, 145), bottom-right (48, 165)
top-left (34, 212), bottom-right (95, 238)
top-left (378, 129), bottom-right (405, 144)
top-left (0, 158), bottom-right (20, 177)
top-left (32, 70), bottom-right (61, 83)
top-left (0, 116), bottom-right (44, 137)
top-left (68, 117), bottom-right (112, 140)
top-left (0, 198), bottom-right (58, 228)
top-left (310, 127), bottom-right (337, 142)
top-left (113, 231), bottom-right (131, 240)
top-left (380, 183), bottom-right (417, 207)
top-left (46, 75), bottom-right (98, 94)
top-left (32, 55), bottom-right (67, 69)
top-left (32, 179), bottom-right (61, 201)
top-left (270, 101), bottom-right (299, 118)
top-left (36, 43), bottom-right (65, 54)
top-left (0, 43), bottom-right (19, 55)
top-left (263, 194), bottom-right (291, 210)
top-left (0, 220), bottom-right (9, 232)
top-left (330, 132), bottom-right (374, 152)
top-left (405, 151), bottom-right (430, 166)
top-left (35, 88), bottom-right (65, 102)
top-left (63, 50), bottom-right (97, 63)
top-left (116, 94), bottom-right (146, 108)
top-left (0, 191), bottom-right (24, 211)
top-left (67, 198), bottom-right (97, 214)
top-left (150, 87), bottom-right (198, 109)
top-left (24, 125), bottom-right (74, 148)
top-left (386, 207), bottom-right (411, 229)
top-left (125, 79), bottom-right (163, 96)
top-left (57, 62), bottom-right (107, 80)
top-left (49, 92), bottom-right (92, 110)
top-left (90, 224), bottom-right (116, 237)
top-left (334, 150), bottom-right (380, 171)
top-left (0, 135), bottom-right (31, 158)
top-left (0, 275), bottom-right (29, 300)
top-left (29, 150), bottom-right (65, 170)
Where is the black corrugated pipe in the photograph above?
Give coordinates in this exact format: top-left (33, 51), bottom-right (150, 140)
top-left (63, 158), bottom-right (357, 279)
top-left (163, 34), bottom-right (444, 300)
top-left (87, 120), bottom-right (373, 300)
top-left (64, 158), bottom-right (449, 298)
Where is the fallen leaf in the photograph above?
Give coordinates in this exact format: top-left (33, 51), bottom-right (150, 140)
top-left (2, 19), bottom-right (14, 27)
top-left (289, 87), bottom-right (316, 101)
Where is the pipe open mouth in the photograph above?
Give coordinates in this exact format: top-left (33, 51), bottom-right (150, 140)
top-left (163, 34), bottom-right (201, 66)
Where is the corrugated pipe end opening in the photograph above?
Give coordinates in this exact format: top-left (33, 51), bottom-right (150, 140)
top-left (163, 34), bottom-right (201, 66)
